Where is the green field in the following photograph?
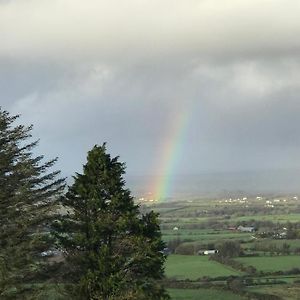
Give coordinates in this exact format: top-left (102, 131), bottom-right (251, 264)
top-left (168, 288), bottom-right (245, 300)
top-left (247, 285), bottom-right (300, 300)
top-left (160, 217), bottom-right (211, 224)
top-left (161, 212), bottom-right (300, 224)
top-left (162, 230), bottom-right (252, 242)
top-left (156, 198), bottom-right (300, 299)
top-left (231, 213), bottom-right (300, 223)
top-left (166, 255), bottom-right (242, 279)
top-left (236, 255), bottom-right (300, 272)
top-left (243, 239), bottom-right (300, 251)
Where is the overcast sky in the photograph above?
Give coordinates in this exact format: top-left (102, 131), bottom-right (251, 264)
top-left (1, 0), bottom-right (300, 180)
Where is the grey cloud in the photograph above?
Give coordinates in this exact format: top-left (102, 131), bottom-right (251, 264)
top-left (1, 0), bottom-right (300, 63)
top-left (1, 0), bottom-right (300, 183)
top-left (4, 57), bottom-right (299, 176)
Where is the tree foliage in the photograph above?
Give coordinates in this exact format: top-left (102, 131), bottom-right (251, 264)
top-left (217, 240), bottom-right (242, 259)
top-left (55, 144), bottom-right (169, 300)
top-left (0, 108), bottom-right (65, 296)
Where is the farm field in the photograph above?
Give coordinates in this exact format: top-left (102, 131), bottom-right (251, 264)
top-left (160, 213), bottom-right (300, 226)
top-left (247, 285), bottom-right (300, 300)
top-left (243, 239), bottom-right (300, 251)
top-left (143, 195), bottom-right (300, 299)
top-left (230, 213), bottom-right (300, 223)
top-left (160, 217), bottom-right (211, 224)
top-left (162, 229), bottom-right (252, 242)
top-left (235, 256), bottom-right (300, 272)
top-left (258, 275), bottom-right (300, 284)
top-left (168, 288), bottom-right (246, 300)
top-left (166, 255), bottom-right (242, 279)
top-left (164, 232), bottom-right (252, 242)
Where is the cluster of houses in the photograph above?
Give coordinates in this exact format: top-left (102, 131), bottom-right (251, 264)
top-left (138, 197), bottom-right (158, 203)
top-left (219, 197), bottom-right (248, 204)
top-left (257, 227), bottom-right (288, 239)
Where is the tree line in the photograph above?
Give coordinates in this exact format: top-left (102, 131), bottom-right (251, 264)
top-left (0, 108), bottom-right (169, 299)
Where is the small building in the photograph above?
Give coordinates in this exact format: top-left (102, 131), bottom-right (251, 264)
top-left (237, 225), bottom-right (255, 233)
top-left (204, 250), bottom-right (218, 255)
top-left (198, 249), bottom-right (218, 255)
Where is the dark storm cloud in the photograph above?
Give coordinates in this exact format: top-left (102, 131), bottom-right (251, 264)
top-left (1, 0), bottom-right (300, 177)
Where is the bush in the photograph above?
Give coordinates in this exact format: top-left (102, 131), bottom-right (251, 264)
top-left (216, 241), bottom-right (243, 259)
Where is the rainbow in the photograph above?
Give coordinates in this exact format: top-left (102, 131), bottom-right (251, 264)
top-left (152, 107), bottom-right (190, 201)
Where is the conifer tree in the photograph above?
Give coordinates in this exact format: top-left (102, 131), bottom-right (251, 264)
top-left (55, 144), bottom-right (169, 300)
top-left (0, 108), bottom-right (65, 297)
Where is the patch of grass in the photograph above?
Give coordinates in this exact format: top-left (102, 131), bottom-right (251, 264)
top-left (243, 239), bottom-right (300, 251)
top-left (247, 285), bottom-right (300, 299)
top-left (163, 230), bottom-right (252, 242)
top-left (231, 213), bottom-right (300, 223)
top-left (235, 255), bottom-right (300, 272)
top-left (168, 288), bottom-right (245, 300)
top-left (166, 255), bottom-right (242, 280)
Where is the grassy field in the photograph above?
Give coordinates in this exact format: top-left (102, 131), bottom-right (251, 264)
top-left (247, 285), bottom-right (300, 300)
top-left (235, 255), bottom-right (300, 272)
top-left (230, 213), bottom-right (300, 223)
top-left (154, 198), bottom-right (300, 299)
top-left (166, 255), bottom-right (242, 279)
top-left (162, 229), bottom-right (216, 235)
top-left (243, 239), bottom-right (300, 251)
top-left (258, 275), bottom-right (300, 284)
top-left (162, 230), bottom-right (252, 242)
top-left (168, 288), bottom-right (245, 300)
top-left (160, 217), bottom-right (211, 224)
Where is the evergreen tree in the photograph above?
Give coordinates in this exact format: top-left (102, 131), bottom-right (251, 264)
top-left (55, 144), bottom-right (169, 300)
top-left (0, 108), bottom-right (65, 297)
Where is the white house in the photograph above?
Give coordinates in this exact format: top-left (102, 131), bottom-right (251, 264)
top-left (198, 249), bottom-right (218, 255)
top-left (237, 225), bottom-right (255, 233)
